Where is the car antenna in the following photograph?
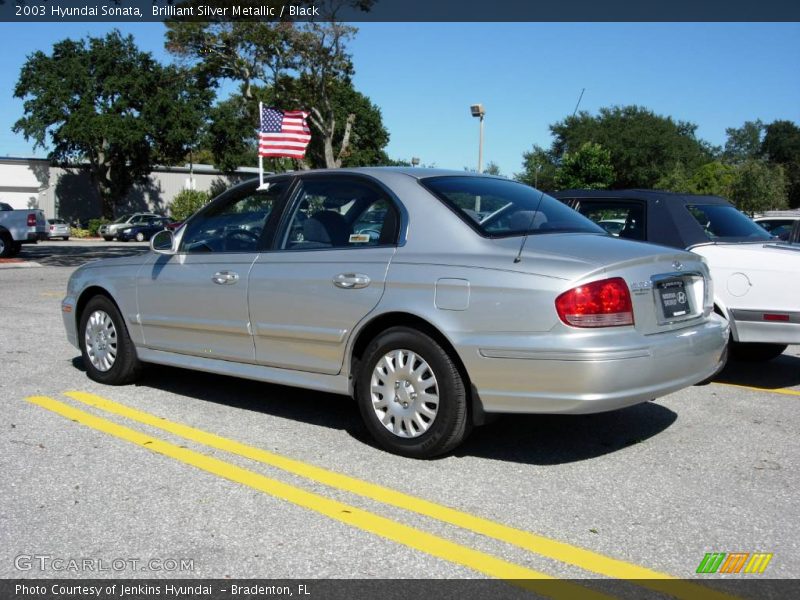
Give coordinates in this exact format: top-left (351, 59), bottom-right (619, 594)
top-left (514, 189), bottom-right (546, 264)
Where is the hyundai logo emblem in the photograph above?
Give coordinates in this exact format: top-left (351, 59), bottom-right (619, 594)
top-left (672, 260), bottom-right (684, 271)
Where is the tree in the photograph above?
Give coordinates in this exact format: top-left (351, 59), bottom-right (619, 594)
top-left (165, 13), bottom-right (384, 170)
top-left (654, 162), bottom-right (693, 193)
top-left (483, 161), bottom-right (502, 176)
top-left (723, 120), bottom-right (764, 163)
top-left (515, 144), bottom-right (558, 191)
top-left (13, 31), bottom-right (210, 218)
top-left (548, 105), bottom-right (714, 189)
top-left (761, 120), bottom-right (800, 208)
top-left (688, 161), bottom-right (736, 196)
top-left (729, 160), bottom-right (787, 215)
top-left (554, 142), bottom-right (614, 190)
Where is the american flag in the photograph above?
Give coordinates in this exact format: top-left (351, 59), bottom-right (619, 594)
top-left (258, 107), bottom-right (311, 159)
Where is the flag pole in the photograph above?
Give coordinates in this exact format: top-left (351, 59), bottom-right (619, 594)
top-left (258, 101), bottom-right (265, 189)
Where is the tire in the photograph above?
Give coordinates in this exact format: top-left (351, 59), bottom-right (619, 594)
top-left (0, 232), bottom-right (12, 258)
top-left (63, 237), bottom-right (69, 241)
top-left (9, 242), bottom-right (22, 257)
top-left (356, 326), bottom-right (470, 458)
top-left (729, 341), bottom-right (787, 362)
top-left (79, 295), bottom-right (141, 385)
top-left (103, 236), bottom-right (114, 242)
top-left (135, 232), bottom-right (145, 242)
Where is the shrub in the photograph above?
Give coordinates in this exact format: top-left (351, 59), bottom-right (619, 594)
top-left (170, 189), bottom-right (210, 222)
top-left (87, 218), bottom-right (109, 237)
top-left (71, 228), bottom-right (91, 239)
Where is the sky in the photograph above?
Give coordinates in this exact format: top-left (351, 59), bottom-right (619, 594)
top-left (1, 22), bottom-right (798, 177)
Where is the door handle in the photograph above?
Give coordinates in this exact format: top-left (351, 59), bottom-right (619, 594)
top-left (333, 273), bottom-right (370, 289)
top-left (212, 271), bottom-right (240, 285)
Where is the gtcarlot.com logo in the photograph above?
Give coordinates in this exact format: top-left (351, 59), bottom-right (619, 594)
top-left (15, 554), bottom-right (195, 573)
top-left (696, 552), bottom-right (773, 574)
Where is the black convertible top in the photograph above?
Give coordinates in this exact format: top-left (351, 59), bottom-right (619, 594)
top-left (553, 189), bottom-right (738, 249)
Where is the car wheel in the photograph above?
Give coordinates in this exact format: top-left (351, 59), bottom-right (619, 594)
top-left (729, 341), bottom-right (787, 362)
top-left (79, 295), bottom-right (141, 385)
top-left (135, 232), bottom-right (145, 242)
top-left (356, 326), bottom-right (470, 458)
top-left (103, 236), bottom-right (113, 242)
top-left (9, 242), bottom-right (22, 257)
top-left (63, 237), bottom-right (69, 241)
top-left (0, 232), bottom-right (12, 258)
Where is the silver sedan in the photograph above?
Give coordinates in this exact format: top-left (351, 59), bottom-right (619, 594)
top-left (61, 169), bottom-right (728, 457)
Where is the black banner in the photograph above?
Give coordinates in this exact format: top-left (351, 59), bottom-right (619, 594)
top-left (2, 0), bottom-right (800, 23)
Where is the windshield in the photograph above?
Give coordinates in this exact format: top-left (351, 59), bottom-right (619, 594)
top-left (421, 176), bottom-right (605, 238)
top-left (686, 205), bottom-right (772, 242)
top-left (113, 214), bottom-right (133, 224)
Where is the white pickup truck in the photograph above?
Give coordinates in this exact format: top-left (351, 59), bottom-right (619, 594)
top-left (0, 202), bottom-right (48, 257)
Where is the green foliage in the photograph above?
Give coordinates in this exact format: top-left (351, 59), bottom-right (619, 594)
top-left (729, 160), bottom-right (787, 215)
top-left (689, 161), bottom-right (736, 196)
top-left (761, 120), bottom-right (800, 208)
top-left (170, 189), bottom-right (211, 222)
top-left (166, 19), bottom-right (388, 170)
top-left (554, 142), bottom-right (614, 190)
top-left (724, 120), bottom-right (764, 163)
top-left (13, 30), bottom-right (211, 218)
top-left (515, 144), bottom-right (558, 191)
top-left (654, 162), bottom-right (693, 193)
top-left (87, 218), bottom-right (109, 237)
top-left (483, 161), bottom-right (502, 176)
top-left (548, 105), bottom-right (714, 188)
top-left (70, 228), bottom-right (91, 239)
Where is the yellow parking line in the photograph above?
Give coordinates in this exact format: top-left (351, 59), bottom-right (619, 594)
top-left (64, 391), bottom-right (736, 600)
top-left (718, 383), bottom-right (800, 397)
top-left (26, 395), bottom-right (612, 600)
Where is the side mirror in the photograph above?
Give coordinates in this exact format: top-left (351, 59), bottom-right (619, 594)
top-left (150, 229), bottom-right (175, 255)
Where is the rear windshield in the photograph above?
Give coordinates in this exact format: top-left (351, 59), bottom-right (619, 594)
top-left (113, 214), bottom-right (133, 224)
top-left (686, 204), bottom-right (772, 242)
top-left (421, 176), bottom-right (605, 238)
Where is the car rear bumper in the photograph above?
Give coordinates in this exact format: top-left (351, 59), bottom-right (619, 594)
top-left (460, 315), bottom-right (729, 414)
top-left (730, 309), bottom-right (800, 344)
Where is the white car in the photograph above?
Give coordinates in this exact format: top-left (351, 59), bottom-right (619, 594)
top-left (754, 214), bottom-right (800, 241)
top-left (557, 190), bottom-right (800, 361)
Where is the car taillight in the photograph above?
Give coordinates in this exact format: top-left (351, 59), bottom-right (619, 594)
top-left (555, 277), bottom-right (634, 328)
top-left (27, 214), bottom-right (36, 227)
top-left (50, 225), bottom-right (54, 231)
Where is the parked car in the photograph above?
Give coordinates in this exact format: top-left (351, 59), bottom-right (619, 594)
top-left (597, 218), bottom-right (626, 236)
top-left (0, 204), bottom-right (47, 257)
top-left (165, 220), bottom-right (184, 231)
top-left (98, 213), bottom-right (164, 241)
top-left (47, 218), bottom-right (72, 240)
top-left (754, 215), bottom-right (800, 241)
top-left (62, 170), bottom-right (727, 457)
top-left (117, 217), bottom-right (171, 242)
top-left (555, 189), bottom-right (799, 362)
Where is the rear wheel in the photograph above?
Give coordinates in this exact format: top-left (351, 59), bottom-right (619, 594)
top-left (135, 232), bottom-right (145, 242)
top-left (356, 326), bottom-right (470, 458)
top-left (103, 236), bottom-right (114, 242)
top-left (79, 295), bottom-right (141, 385)
top-left (0, 232), bottom-right (12, 258)
top-left (9, 241), bottom-right (22, 257)
top-left (730, 341), bottom-right (787, 362)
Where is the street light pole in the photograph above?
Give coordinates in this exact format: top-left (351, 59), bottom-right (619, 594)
top-left (470, 104), bottom-right (485, 174)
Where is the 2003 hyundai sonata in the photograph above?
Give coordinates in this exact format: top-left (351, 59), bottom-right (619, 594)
top-left (62, 168), bottom-right (728, 457)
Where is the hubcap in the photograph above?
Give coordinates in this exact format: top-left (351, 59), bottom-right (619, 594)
top-left (370, 349), bottom-right (439, 438)
top-left (84, 310), bottom-right (118, 372)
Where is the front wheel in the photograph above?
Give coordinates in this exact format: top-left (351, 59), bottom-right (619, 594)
top-left (730, 342), bottom-right (787, 362)
top-left (103, 236), bottom-right (114, 242)
top-left (79, 295), bottom-right (141, 385)
top-left (135, 232), bottom-right (145, 242)
top-left (356, 327), bottom-right (470, 458)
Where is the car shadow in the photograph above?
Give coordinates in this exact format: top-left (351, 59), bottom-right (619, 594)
top-left (74, 360), bottom-right (678, 465)
top-left (713, 352), bottom-right (800, 389)
top-left (19, 242), bottom-right (149, 267)
top-left (454, 402), bottom-right (677, 464)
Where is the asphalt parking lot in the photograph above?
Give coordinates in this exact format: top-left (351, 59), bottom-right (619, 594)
top-left (1, 240), bottom-right (798, 597)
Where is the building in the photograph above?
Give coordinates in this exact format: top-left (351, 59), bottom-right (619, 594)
top-left (0, 157), bottom-right (259, 222)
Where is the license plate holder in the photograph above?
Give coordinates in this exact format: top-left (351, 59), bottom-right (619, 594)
top-left (657, 278), bottom-right (691, 319)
